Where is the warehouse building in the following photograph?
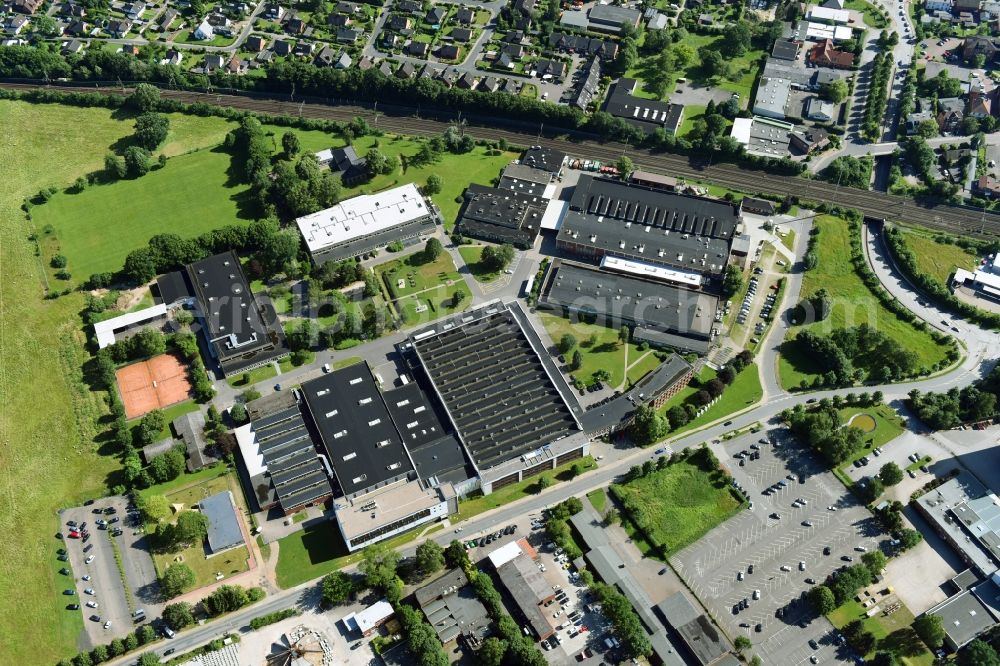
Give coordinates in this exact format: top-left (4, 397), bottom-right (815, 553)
top-left (409, 301), bottom-right (588, 494)
top-left (915, 473), bottom-right (1000, 577)
top-left (556, 175), bottom-right (739, 280)
top-left (537, 259), bottom-right (716, 353)
top-left (295, 183), bottom-right (439, 264)
top-left (455, 184), bottom-right (548, 248)
top-left (603, 78), bottom-right (684, 135)
top-left (489, 539), bottom-right (556, 640)
top-left (414, 567), bottom-right (491, 647)
top-left (156, 250), bottom-right (288, 377)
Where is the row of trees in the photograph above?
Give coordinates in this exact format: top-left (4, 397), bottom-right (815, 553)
top-left (907, 363), bottom-right (1000, 429)
top-left (55, 623), bottom-right (160, 666)
top-left (861, 49), bottom-right (894, 142)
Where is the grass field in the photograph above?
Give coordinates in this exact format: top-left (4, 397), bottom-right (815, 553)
top-left (150, 474), bottom-right (250, 589)
top-left (897, 228), bottom-right (978, 285)
top-left (614, 450), bottom-right (744, 558)
top-left (845, 0), bottom-right (888, 28)
top-left (539, 314), bottom-right (658, 390)
top-left (828, 598), bottom-right (933, 665)
top-left (376, 251), bottom-right (472, 325)
top-left (457, 244), bottom-right (501, 283)
top-left (0, 99), bottom-right (178, 664)
top-left (587, 489), bottom-right (607, 514)
top-left (778, 216), bottom-right (951, 389)
top-left (453, 456), bottom-right (597, 523)
top-left (227, 363), bottom-right (278, 388)
top-left (671, 364), bottom-right (763, 437)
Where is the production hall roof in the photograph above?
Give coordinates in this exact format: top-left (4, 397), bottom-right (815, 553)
top-left (558, 175), bottom-right (738, 276)
top-left (410, 303), bottom-right (579, 472)
top-left (456, 184), bottom-right (548, 247)
top-left (301, 362), bottom-right (415, 496)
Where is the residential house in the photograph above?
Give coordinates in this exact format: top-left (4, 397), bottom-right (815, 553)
top-left (157, 8), bottom-right (178, 31)
top-left (961, 36), bottom-right (1000, 63)
top-left (809, 38), bottom-right (854, 69)
top-left (535, 58), bottom-right (567, 79)
top-left (982, 0), bottom-right (1000, 18)
top-left (59, 3), bottom-right (87, 18)
top-left (388, 15), bottom-right (412, 31)
top-left (245, 34), bottom-right (267, 51)
top-left (501, 43), bottom-right (524, 60)
top-left (11, 0), bottom-right (42, 13)
top-left (698, 13), bottom-right (713, 24)
top-left (974, 175), bottom-right (1000, 197)
top-left (203, 53), bottom-right (226, 72)
top-left (938, 97), bottom-right (965, 133)
top-left (106, 18), bottom-right (131, 37)
top-left (293, 41), bottom-right (315, 57)
top-left (328, 13), bottom-right (351, 26)
top-left (396, 61), bottom-right (416, 78)
top-left (264, 4), bottom-right (287, 20)
top-left (4, 15), bottom-right (28, 34)
top-left (427, 6), bottom-right (446, 24)
top-left (457, 71), bottom-right (479, 89)
top-left (122, 44), bottom-right (140, 56)
top-left (967, 91), bottom-right (992, 118)
top-left (378, 60), bottom-right (393, 77)
top-left (480, 76), bottom-right (500, 93)
top-left (789, 127), bottom-right (830, 153)
top-left (314, 45), bottom-right (338, 66)
top-left (906, 108), bottom-right (934, 134)
top-left (437, 44), bottom-right (459, 59)
top-left (225, 54), bottom-right (247, 75)
top-left (273, 39), bottom-right (293, 56)
top-left (500, 78), bottom-right (519, 94)
top-left (505, 29), bottom-right (524, 43)
top-left (822, 0), bottom-right (845, 7)
top-left (513, 0), bottom-right (534, 14)
top-left (124, 1), bottom-right (144, 19)
top-left (62, 38), bottom-right (85, 54)
top-left (382, 32), bottom-right (400, 47)
top-left (193, 18), bottom-right (214, 40)
top-left (65, 19), bottom-right (88, 35)
top-left (407, 40), bottom-right (429, 56)
top-left (419, 63), bottom-right (440, 79)
top-left (953, 0), bottom-right (983, 15)
top-left (162, 48), bottom-right (182, 66)
top-left (319, 146), bottom-right (369, 184)
top-left (337, 28), bottom-right (360, 43)
top-left (255, 50), bottom-right (273, 65)
top-left (548, 32), bottom-right (618, 60)
top-left (451, 26), bottom-right (473, 42)
top-left (455, 7), bottom-right (474, 24)
top-left (398, 0), bottom-right (421, 12)
top-left (805, 96), bottom-right (835, 121)
top-left (334, 51), bottom-right (352, 68)
top-left (572, 57), bottom-right (601, 110)
top-left (925, 0), bottom-right (952, 9)
top-left (357, 55), bottom-right (373, 70)
top-left (336, 1), bottom-right (361, 13)
top-left (285, 16), bottom-right (306, 34)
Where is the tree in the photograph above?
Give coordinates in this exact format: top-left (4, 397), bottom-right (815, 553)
top-left (136, 654), bottom-right (160, 666)
top-left (445, 539), bottom-right (469, 569)
top-left (916, 119), bottom-right (938, 138)
top-left (423, 237), bottom-right (443, 262)
top-left (123, 145), bottom-right (151, 178)
top-left (203, 585), bottom-right (250, 616)
top-left (136, 493), bottom-right (170, 523)
top-left (722, 264), bottom-right (743, 297)
top-left (699, 46), bottom-right (728, 78)
top-left (281, 131), bottom-right (300, 157)
top-left (721, 22), bottom-right (752, 58)
top-left (616, 155), bottom-right (635, 179)
top-left (148, 447), bottom-right (185, 484)
top-left (230, 402), bottom-right (248, 425)
top-left (415, 540), bottom-right (446, 576)
top-left (129, 83), bottom-right (161, 112)
top-left (808, 585), bottom-right (837, 615)
top-left (734, 635), bottom-right (752, 653)
top-left (820, 79), bottom-right (849, 103)
top-left (133, 112), bottom-right (170, 150)
top-left (452, 289), bottom-right (466, 308)
top-left (861, 550), bottom-right (887, 576)
top-left (91, 645), bottom-right (109, 663)
top-left (159, 563), bottom-right (195, 598)
top-left (105, 153), bottom-right (127, 180)
top-left (913, 613), bottom-right (945, 649)
top-left (365, 147), bottom-right (394, 175)
top-left (619, 325), bottom-right (630, 345)
top-left (478, 637), bottom-right (507, 666)
top-left (360, 542), bottom-right (401, 591)
top-left (821, 155), bottom-right (872, 189)
top-left (480, 243), bottom-right (515, 271)
top-left (173, 510), bottom-right (209, 546)
top-left (163, 601), bottom-right (194, 630)
top-left (860, 476), bottom-right (885, 503)
top-left (558, 333), bottom-right (577, 355)
top-left (629, 404), bottom-right (668, 445)
top-left (537, 475), bottom-right (553, 492)
top-left (879, 461), bottom-right (904, 486)
top-left (320, 571), bottom-right (355, 605)
top-left (424, 173), bottom-right (443, 195)
top-left (959, 639), bottom-right (1000, 666)
top-left (898, 528), bottom-right (923, 550)
top-left (570, 350), bottom-right (583, 371)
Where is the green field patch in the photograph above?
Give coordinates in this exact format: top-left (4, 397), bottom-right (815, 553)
top-left (457, 244), bottom-right (502, 283)
top-left (828, 598), bottom-right (933, 665)
top-left (587, 489), bottom-right (607, 514)
top-left (376, 251), bottom-right (471, 325)
top-left (227, 364), bottom-right (279, 388)
top-left (897, 228), bottom-right (978, 285)
top-left (672, 364), bottom-right (762, 437)
top-left (539, 313), bottom-right (651, 390)
top-left (778, 216), bottom-right (951, 389)
top-left (613, 449), bottom-right (744, 558)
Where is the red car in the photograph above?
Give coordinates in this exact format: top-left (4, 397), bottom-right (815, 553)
top-left (68, 531), bottom-right (81, 539)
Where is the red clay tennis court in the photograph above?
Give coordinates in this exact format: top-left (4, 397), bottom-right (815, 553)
top-left (116, 353), bottom-right (193, 419)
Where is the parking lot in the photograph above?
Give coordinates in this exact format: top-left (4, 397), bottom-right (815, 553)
top-left (674, 430), bottom-right (878, 665)
top-left (59, 495), bottom-right (160, 646)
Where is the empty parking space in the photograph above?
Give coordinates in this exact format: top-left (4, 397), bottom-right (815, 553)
top-left (673, 430), bottom-right (876, 665)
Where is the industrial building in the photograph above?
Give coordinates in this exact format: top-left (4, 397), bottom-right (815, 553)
top-left (555, 175), bottom-right (740, 280)
top-left (295, 183), bottom-right (439, 265)
top-left (657, 592), bottom-right (729, 666)
top-left (409, 301), bottom-right (589, 493)
top-left (488, 539), bottom-right (556, 640)
top-left (915, 473), bottom-right (1000, 577)
top-left (603, 78), bottom-right (684, 135)
top-left (455, 184), bottom-right (548, 248)
top-left (537, 259), bottom-right (717, 353)
top-left (156, 250), bottom-right (288, 376)
top-left (414, 567), bottom-right (491, 646)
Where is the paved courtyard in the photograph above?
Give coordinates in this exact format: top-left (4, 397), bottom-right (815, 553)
top-left (675, 429), bottom-right (878, 665)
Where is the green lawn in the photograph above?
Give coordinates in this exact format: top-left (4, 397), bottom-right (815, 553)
top-left (671, 364), bottom-right (763, 437)
top-left (0, 100), bottom-right (151, 664)
top-left (778, 216), bottom-right (952, 389)
top-left (150, 474), bottom-right (250, 590)
top-left (676, 104), bottom-right (708, 139)
top-left (376, 251), bottom-right (472, 326)
top-left (626, 351), bottom-right (663, 385)
top-left (897, 228), bottom-right (978, 285)
top-left (227, 363), bottom-right (278, 388)
top-left (845, 0), bottom-right (888, 28)
top-left (828, 598), bottom-right (933, 665)
top-left (539, 313), bottom-right (653, 390)
top-left (780, 228), bottom-right (797, 251)
top-left (34, 147), bottom-right (249, 281)
top-left (832, 404), bottom-right (906, 483)
top-left (613, 450), bottom-right (744, 558)
top-left (587, 489), bottom-right (607, 514)
top-left (453, 456), bottom-right (597, 523)
top-left (457, 244), bottom-right (502, 283)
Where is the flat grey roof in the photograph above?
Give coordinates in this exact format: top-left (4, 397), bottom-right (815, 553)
top-left (916, 474), bottom-right (1000, 576)
top-left (248, 405), bottom-right (333, 511)
top-left (456, 184), bottom-right (547, 247)
top-left (496, 554), bottom-right (554, 638)
top-left (604, 78), bottom-right (684, 134)
top-left (301, 363), bottom-right (414, 496)
top-left (558, 175), bottom-right (737, 276)
top-left (539, 260), bottom-right (716, 339)
top-left (411, 306), bottom-right (579, 472)
top-left (928, 588), bottom-right (996, 649)
top-left (200, 491), bottom-right (244, 554)
top-left (414, 567), bottom-right (491, 644)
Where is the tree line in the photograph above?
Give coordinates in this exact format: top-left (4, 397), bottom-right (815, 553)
top-left (908, 363), bottom-right (1000, 429)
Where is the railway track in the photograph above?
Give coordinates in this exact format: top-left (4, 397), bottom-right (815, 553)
top-left (6, 81), bottom-right (999, 238)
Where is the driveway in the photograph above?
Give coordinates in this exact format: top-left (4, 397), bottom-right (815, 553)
top-left (675, 428), bottom-right (876, 666)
